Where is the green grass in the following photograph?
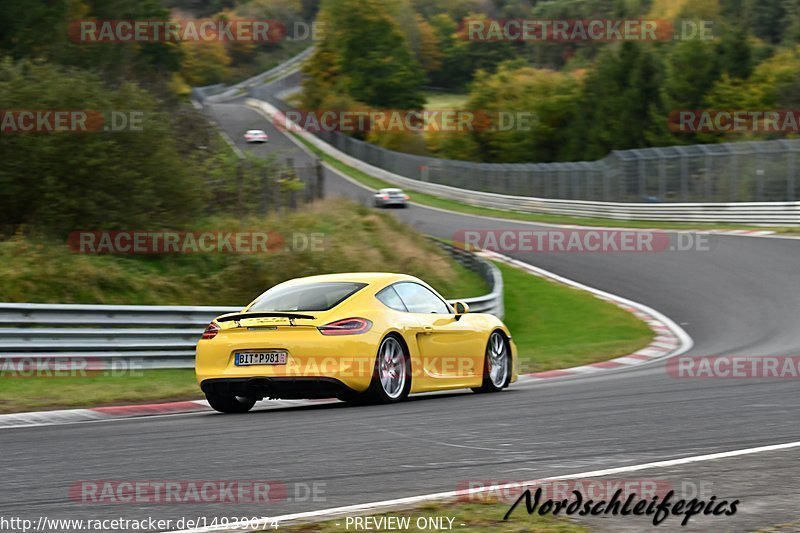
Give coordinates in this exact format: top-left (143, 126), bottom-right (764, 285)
top-left (0, 369), bottom-right (198, 414)
top-left (424, 91), bottom-right (470, 111)
top-left (277, 500), bottom-right (588, 532)
top-left (497, 262), bottom-right (653, 373)
top-left (0, 199), bottom-right (487, 305)
top-left (295, 134), bottom-right (799, 233)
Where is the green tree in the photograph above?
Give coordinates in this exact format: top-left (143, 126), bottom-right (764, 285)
top-left (303, 0), bottom-right (425, 110)
top-left (716, 26), bottom-right (754, 79)
top-left (750, 0), bottom-right (788, 44)
top-left (452, 64), bottom-right (580, 163)
top-left (562, 42), bottom-right (668, 161)
top-left (664, 38), bottom-right (721, 110)
top-left (0, 59), bottom-right (204, 236)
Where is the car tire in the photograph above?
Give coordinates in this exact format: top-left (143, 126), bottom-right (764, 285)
top-left (472, 331), bottom-right (511, 394)
top-left (205, 393), bottom-right (257, 414)
top-left (364, 335), bottom-right (411, 404)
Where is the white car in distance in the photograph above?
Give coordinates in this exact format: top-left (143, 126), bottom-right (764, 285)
top-left (244, 130), bottom-right (269, 143)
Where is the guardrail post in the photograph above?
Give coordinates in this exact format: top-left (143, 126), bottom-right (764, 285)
top-left (316, 159), bottom-right (325, 199)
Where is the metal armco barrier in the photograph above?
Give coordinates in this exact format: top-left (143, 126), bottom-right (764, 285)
top-left (0, 247), bottom-right (503, 370)
top-left (193, 48), bottom-right (313, 105)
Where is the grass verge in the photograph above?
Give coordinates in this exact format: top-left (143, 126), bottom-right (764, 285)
top-left (0, 199), bottom-right (487, 305)
top-left (423, 91), bottom-right (470, 111)
top-left (0, 369), bottom-right (198, 414)
top-left (498, 262), bottom-right (653, 373)
top-left (277, 500), bottom-right (588, 532)
top-left (294, 133), bottom-right (798, 233)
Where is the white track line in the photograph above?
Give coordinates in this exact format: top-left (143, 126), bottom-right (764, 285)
top-left (167, 439), bottom-right (800, 532)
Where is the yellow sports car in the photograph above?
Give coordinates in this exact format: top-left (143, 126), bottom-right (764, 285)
top-left (195, 273), bottom-right (518, 413)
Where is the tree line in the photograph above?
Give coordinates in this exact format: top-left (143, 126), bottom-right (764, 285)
top-left (300, 0), bottom-right (800, 163)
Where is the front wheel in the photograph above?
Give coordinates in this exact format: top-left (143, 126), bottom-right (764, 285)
top-left (472, 331), bottom-right (510, 393)
top-left (206, 392), bottom-right (256, 413)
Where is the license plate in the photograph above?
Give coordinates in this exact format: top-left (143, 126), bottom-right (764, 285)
top-left (235, 351), bottom-right (288, 366)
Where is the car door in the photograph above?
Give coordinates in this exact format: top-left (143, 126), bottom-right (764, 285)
top-left (392, 282), bottom-right (483, 390)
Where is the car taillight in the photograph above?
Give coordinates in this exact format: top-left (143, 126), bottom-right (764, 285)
top-left (382, 195), bottom-right (389, 200)
top-left (201, 322), bottom-right (220, 340)
top-left (404, 195), bottom-right (410, 200)
top-left (317, 318), bottom-right (373, 335)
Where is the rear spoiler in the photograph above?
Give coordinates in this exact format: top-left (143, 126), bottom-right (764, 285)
top-left (216, 312), bottom-right (316, 324)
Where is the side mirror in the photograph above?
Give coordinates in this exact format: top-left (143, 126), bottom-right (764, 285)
top-left (453, 301), bottom-right (470, 320)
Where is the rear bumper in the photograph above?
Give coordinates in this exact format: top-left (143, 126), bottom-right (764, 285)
top-left (195, 330), bottom-right (382, 394)
top-left (201, 377), bottom-right (350, 400)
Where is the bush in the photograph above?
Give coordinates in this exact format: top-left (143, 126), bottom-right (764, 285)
top-left (0, 58), bottom-right (205, 237)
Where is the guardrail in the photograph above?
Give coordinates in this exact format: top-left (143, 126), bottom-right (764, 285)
top-left (249, 99), bottom-right (800, 224)
top-left (0, 246), bottom-right (503, 370)
top-left (193, 48), bottom-right (313, 105)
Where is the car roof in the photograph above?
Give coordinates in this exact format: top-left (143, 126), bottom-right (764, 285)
top-left (247, 129), bottom-right (265, 133)
top-left (379, 188), bottom-right (403, 193)
top-left (278, 272), bottom-right (419, 286)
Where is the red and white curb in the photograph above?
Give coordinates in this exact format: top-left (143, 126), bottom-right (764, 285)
top-left (707, 229), bottom-right (774, 236)
top-left (0, 400), bottom-right (210, 429)
top-left (0, 398), bottom-right (340, 429)
top-left (478, 249), bottom-right (693, 382)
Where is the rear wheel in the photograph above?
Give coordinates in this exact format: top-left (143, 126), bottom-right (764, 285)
top-left (205, 393), bottom-right (256, 414)
top-left (472, 331), bottom-right (510, 393)
top-left (364, 335), bottom-right (411, 404)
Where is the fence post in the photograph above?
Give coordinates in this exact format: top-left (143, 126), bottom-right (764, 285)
top-left (261, 167), bottom-right (270, 216)
top-left (638, 155), bottom-right (646, 200)
top-left (237, 161), bottom-right (244, 213)
top-left (787, 146), bottom-right (796, 201)
top-left (315, 159), bottom-right (325, 199)
top-left (304, 164), bottom-right (314, 204)
top-left (680, 153), bottom-right (689, 201)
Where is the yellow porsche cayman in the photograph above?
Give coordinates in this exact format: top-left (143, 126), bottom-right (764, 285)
top-left (195, 273), bottom-right (518, 413)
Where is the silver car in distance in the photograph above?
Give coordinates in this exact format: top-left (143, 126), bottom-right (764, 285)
top-left (373, 188), bottom-right (410, 208)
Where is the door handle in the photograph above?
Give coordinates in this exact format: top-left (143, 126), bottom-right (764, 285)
top-left (422, 325), bottom-right (434, 334)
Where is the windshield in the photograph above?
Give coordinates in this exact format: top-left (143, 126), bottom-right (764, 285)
top-left (249, 282), bottom-right (366, 312)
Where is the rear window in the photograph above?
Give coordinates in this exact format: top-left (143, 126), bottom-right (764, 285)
top-left (249, 282), bottom-right (366, 312)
